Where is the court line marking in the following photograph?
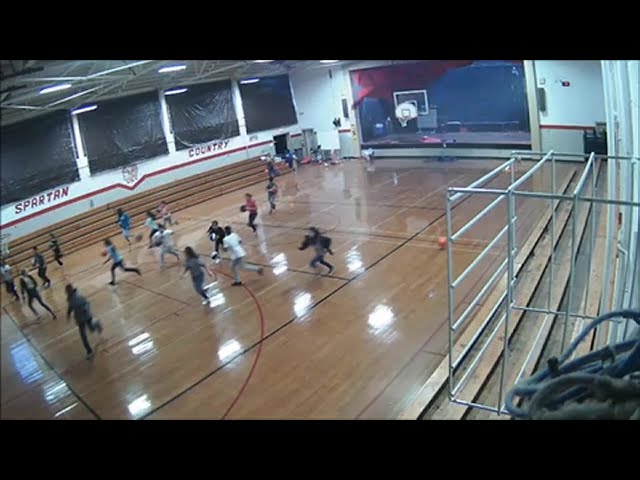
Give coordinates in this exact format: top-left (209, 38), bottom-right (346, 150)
top-left (141, 182), bottom-right (480, 419)
top-left (2, 305), bottom-right (102, 420)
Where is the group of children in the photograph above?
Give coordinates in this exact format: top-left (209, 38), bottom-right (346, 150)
top-left (3, 172), bottom-right (335, 360)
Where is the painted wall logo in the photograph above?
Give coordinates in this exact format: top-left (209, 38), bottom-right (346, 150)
top-left (188, 140), bottom-right (230, 158)
top-left (15, 186), bottom-right (70, 214)
top-left (122, 164), bottom-right (139, 185)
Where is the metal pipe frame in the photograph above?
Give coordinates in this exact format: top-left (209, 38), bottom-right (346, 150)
top-left (450, 398), bottom-right (509, 416)
top-left (510, 151), bottom-right (553, 191)
top-left (512, 150), bottom-right (637, 161)
top-left (446, 190), bottom-right (456, 397)
top-left (452, 311), bottom-right (506, 398)
top-left (448, 187), bottom-right (509, 198)
top-left (452, 223), bottom-right (510, 289)
top-left (452, 195), bottom-right (505, 241)
top-left (448, 157), bottom-right (516, 203)
top-left (444, 148), bottom-right (639, 416)
top-left (561, 155), bottom-right (596, 352)
top-left (452, 258), bottom-right (508, 332)
top-left (451, 291), bottom-right (506, 371)
top-left (511, 190), bottom-right (640, 208)
top-left (497, 190), bottom-right (517, 413)
top-left (583, 158), bottom-right (599, 313)
top-left (512, 305), bottom-right (600, 321)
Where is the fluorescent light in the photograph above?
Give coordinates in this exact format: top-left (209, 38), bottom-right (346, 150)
top-left (240, 78), bottom-right (260, 84)
top-left (320, 60), bottom-right (339, 64)
top-left (71, 104), bottom-right (97, 115)
top-left (158, 65), bottom-right (187, 73)
top-left (253, 60), bottom-right (274, 63)
top-left (39, 84), bottom-right (72, 95)
top-left (164, 87), bottom-right (188, 96)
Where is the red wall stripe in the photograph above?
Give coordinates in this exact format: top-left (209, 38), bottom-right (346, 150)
top-left (1, 140), bottom-right (273, 230)
top-left (290, 133), bottom-right (302, 138)
top-left (540, 124), bottom-right (596, 131)
top-left (338, 128), bottom-right (351, 133)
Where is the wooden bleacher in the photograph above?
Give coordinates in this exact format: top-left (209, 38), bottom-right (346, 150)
top-left (4, 157), bottom-right (289, 270)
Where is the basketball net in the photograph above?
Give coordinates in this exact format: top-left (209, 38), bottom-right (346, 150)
top-left (395, 102), bottom-right (418, 128)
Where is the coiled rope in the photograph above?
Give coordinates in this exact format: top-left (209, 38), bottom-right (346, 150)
top-left (506, 309), bottom-right (640, 420)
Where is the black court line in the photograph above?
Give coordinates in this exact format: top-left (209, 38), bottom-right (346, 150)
top-left (2, 306), bottom-right (102, 420)
top-left (248, 261), bottom-right (351, 282)
top-left (229, 220), bottom-right (410, 242)
top-left (139, 189), bottom-right (476, 420)
top-left (120, 278), bottom-right (193, 307)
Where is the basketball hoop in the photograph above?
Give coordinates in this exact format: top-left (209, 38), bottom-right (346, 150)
top-left (395, 101), bottom-right (418, 128)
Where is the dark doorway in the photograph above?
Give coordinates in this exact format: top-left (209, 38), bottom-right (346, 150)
top-left (273, 134), bottom-right (288, 155)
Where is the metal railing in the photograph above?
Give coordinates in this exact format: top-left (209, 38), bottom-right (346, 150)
top-left (444, 150), bottom-right (640, 416)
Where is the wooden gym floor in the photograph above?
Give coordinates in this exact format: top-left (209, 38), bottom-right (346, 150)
top-left (1, 158), bottom-right (565, 419)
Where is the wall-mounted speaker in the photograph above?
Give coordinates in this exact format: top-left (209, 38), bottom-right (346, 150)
top-left (537, 87), bottom-right (547, 113)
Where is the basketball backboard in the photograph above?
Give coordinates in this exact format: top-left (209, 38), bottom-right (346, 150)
top-left (393, 90), bottom-right (429, 115)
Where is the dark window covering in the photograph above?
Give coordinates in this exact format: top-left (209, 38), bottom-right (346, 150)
top-left (165, 80), bottom-right (240, 150)
top-left (1, 110), bottom-right (80, 206)
top-left (239, 74), bottom-right (298, 134)
top-left (78, 91), bottom-right (168, 174)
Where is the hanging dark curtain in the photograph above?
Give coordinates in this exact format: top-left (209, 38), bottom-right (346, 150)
top-left (165, 80), bottom-right (240, 150)
top-left (239, 74), bottom-right (298, 133)
top-left (78, 91), bottom-right (168, 174)
top-left (1, 110), bottom-right (79, 205)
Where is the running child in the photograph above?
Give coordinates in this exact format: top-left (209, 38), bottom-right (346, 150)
top-left (266, 176), bottom-right (278, 214)
top-left (299, 227), bottom-right (334, 275)
top-left (66, 284), bottom-right (103, 359)
top-left (242, 193), bottom-right (258, 233)
top-left (103, 238), bottom-right (142, 285)
top-left (207, 220), bottom-right (226, 262)
top-left (116, 208), bottom-right (132, 244)
top-left (157, 201), bottom-right (175, 227)
top-left (32, 246), bottom-right (51, 288)
top-left (145, 211), bottom-right (160, 248)
top-left (153, 225), bottom-right (180, 267)
top-left (182, 246), bottom-right (213, 303)
top-left (19, 269), bottom-right (56, 320)
top-left (222, 226), bottom-right (263, 286)
top-left (49, 232), bottom-right (63, 266)
top-left (1, 258), bottom-right (20, 301)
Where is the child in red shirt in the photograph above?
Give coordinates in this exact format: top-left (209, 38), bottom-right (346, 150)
top-left (244, 193), bottom-right (258, 233)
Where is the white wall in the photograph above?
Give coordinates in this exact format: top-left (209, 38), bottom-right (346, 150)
top-left (534, 60), bottom-right (606, 153)
top-left (1, 78), bottom-right (302, 241)
top-left (290, 63), bottom-right (372, 158)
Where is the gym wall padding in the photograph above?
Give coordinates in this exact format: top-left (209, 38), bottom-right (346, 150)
top-left (1, 110), bottom-right (80, 206)
top-left (164, 80), bottom-right (240, 150)
top-left (78, 91), bottom-right (168, 174)
top-left (239, 74), bottom-right (298, 134)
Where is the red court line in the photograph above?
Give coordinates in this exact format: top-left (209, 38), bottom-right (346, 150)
top-left (214, 269), bottom-right (266, 420)
top-left (2, 140), bottom-right (274, 230)
top-left (540, 124), bottom-right (595, 130)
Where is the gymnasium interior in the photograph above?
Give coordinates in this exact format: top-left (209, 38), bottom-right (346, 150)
top-left (0, 60), bottom-right (638, 420)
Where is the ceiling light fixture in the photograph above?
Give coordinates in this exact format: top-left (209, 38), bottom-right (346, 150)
top-left (158, 65), bottom-right (187, 73)
top-left (39, 84), bottom-right (72, 95)
top-left (240, 78), bottom-right (260, 84)
top-left (319, 60), bottom-right (339, 64)
top-left (164, 87), bottom-right (188, 95)
top-left (71, 105), bottom-right (98, 115)
top-left (253, 60), bottom-right (274, 63)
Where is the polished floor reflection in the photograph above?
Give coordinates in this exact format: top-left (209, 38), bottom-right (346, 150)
top-left (1, 158), bottom-right (565, 419)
